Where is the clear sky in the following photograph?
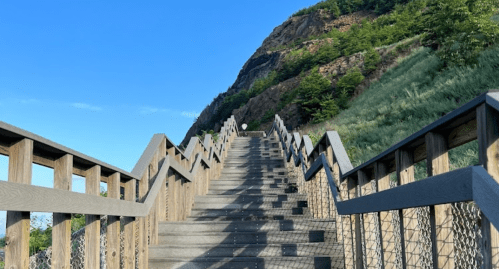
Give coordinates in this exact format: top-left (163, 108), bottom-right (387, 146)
top-left (0, 0), bottom-right (320, 234)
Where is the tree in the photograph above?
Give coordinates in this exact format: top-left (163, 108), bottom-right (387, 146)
top-left (364, 47), bottom-right (381, 72)
top-left (298, 67), bottom-right (335, 122)
top-left (422, 0), bottom-right (499, 66)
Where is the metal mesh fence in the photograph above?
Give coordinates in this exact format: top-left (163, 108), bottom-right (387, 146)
top-left (416, 206), bottom-right (433, 269)
top-left (453, 202), bottom-right (483, 269)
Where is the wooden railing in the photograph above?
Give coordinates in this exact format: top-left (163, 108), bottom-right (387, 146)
top-left (0, 115), bottom-right (238, 268)
top-left (270, 91), bottom-right (499, 269)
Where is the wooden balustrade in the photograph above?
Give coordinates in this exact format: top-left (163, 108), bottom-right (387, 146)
top-left (271, 91), bottom-right (499, 269)
top-left (0, 115), bottom-right (238, 268)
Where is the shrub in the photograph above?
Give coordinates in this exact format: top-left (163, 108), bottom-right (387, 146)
top-left (298, 67), bottom-right (334, 122)
top-left (247, 120), bottom-right (261, 131)
top-left (364, 47), bottom-right (381, 72)
top-left (336, 67), bottom-right (365, 95)
top-left (262, 109), bottom-right (275, 123)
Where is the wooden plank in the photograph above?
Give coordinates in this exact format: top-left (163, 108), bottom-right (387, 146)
top-left (0, 180), bottom-right (147, 216)
top-left (5, 138), bottom-right (33, 269)
top-left (359, 169), bottom-right (380, 268)
top-left (477, 103), bottom-right (499, 269)
top-left (137, 170), bottom-right (149, 269)
top-left (426, 132), bottom-right (454, 269)
top-left (396, 149), bottom-right (418, 269)
top-left (52, 154), bottom-right (72, 269)
top-left (447, 118), bottom-right (477, 149)
top-left (0, 121), bottom-right (137, 180)
top-left (123, 178), bottom-right (136, 269)
top-left (107, 172), bottom-right (121, 268)
top-left (85, 165), bottom-right (101, 269)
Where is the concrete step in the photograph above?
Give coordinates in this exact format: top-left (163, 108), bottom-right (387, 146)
top-left (218, 172), bottom-right (288, 180)
top-left (192, 200), bottom-right (307, 210)
top-left (189, 208), bottom-right (304, 217)
top-left (210, 178), bottom-right (291, 185)
top-left (149, 242), bottom-right (343, 258)
top-left (224, 158), bottom-right (284, 164)
top-left (195, 194), bottom-right (308, 203)
top-left (221, 168), bottom-right (287, 173)
top-left (220, 172), bottom-right (288, 177)
top-left (158, 219), bottom-right (336, 233)
top-left (149, 256), bottom-right (344, 269)
top-left (186, 213), bottom-right (312, 221)
top-left (207, 188), bottom-right (298, 195)
top-left (158, 230), bottom-right (336, 245)
top-left (223, 164), bottom-right (285, 169)
top-left (207, 183), bottom-right (293, 191)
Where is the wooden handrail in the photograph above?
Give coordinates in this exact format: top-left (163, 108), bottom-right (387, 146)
top-left (272, 90), bottom-right (499, 269)
top-left (1, 114), bottom-right (239, 268)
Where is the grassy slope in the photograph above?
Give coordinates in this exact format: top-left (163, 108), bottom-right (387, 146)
top-left (302, 45), bottom-right (499, 177)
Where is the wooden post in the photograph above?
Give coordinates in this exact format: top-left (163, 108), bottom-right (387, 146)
top-left (5, 138), bottom-right (33, 268)
top-left (167, 147), bottom-right (176, 221)
top-left (477, 103), bottom-right (499, 268)
top-left (149, 151), bottom-right (159, 245)
top-left (349, 177), bottom-right (363, 269)
top-left (107, 172), bottom-right (121, 268)
top-left (123, 178), bottom-right (136, 269)
top-left (319, 144), bottom-right (329, 219)
top-left (341, 179), bottom-right (355, 269)
top-left (85, 165), bottom-right (101, 269)
top-left (138, 170), bottom-right (149, 269)
top-left (359, 169), bottom-right (380, 268)
top-left (52, 154), bottom-right (72, 269)
top-left (376, 161), bottom-right (399, 269)
top-left (159, 138), bottom-right (167, 222)
top-left (396, 149), bottom-right (417, 268)
top-left (426, 132), bottom-right (454, 268)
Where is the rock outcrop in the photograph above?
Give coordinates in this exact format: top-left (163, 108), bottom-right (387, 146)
top-left (181, 10), bottom-right (377, 145)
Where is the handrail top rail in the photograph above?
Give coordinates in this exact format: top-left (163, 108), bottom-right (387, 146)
top-left (132, 116), bottom-right (237, 179)
top-left (341, 91), bottom-right (499, 179)
top-left (0, 120), bottom-right (138, 181)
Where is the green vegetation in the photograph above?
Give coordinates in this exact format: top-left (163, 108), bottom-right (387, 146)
top-left (262, 109), bottom-right (275, 123)
top-left (292, 0), bottom-right (410, 17)
top-left (203, 71), bottom-right (278, 132)
top-left (422, 0), bottom-right (499, 67)
top-left (298, 67), bottom-right (339, 123)
top-left (247, 120), bottom-right (261, 131)
top-left (336, 67), bottom-right (365, 109)
top-left (363, 47), bottom-right (381, 72)
top-left (206, 0), bottom-right (499, 132)
top-left (196, 130), bottom-right (219, 143)
top-left (309, 45), bottom-right (499, 169)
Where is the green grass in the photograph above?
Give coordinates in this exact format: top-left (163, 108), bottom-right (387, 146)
top-left (308, 44), bottom-right (499, 169)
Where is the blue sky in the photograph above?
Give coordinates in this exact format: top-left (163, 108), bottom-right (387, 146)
top-left (0, 0), bottom-right (320, 234)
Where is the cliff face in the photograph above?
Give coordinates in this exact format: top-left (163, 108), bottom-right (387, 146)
top-left (181, 10), bottom-right (376, 145)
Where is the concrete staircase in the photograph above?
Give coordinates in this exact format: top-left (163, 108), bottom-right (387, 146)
top-left (149, 136), bottom-right (344, 269)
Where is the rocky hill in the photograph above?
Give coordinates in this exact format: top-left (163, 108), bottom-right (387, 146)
top-left (181, 0), bottom-right (499, 146)
top-left (181, 9), bottom-right (377, 145)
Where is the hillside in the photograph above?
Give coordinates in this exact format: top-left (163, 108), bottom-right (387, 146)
top-left (182, 0), bottom-right (499, 149)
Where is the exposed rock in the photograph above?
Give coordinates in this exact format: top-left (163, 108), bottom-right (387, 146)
top-left (181, 9), bottom-right (378, 145)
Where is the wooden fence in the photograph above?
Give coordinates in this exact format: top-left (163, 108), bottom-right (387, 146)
top-left (0, 115), bottom-right (238, 268)
top-left (270, 91), bottom-right (499, 269)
